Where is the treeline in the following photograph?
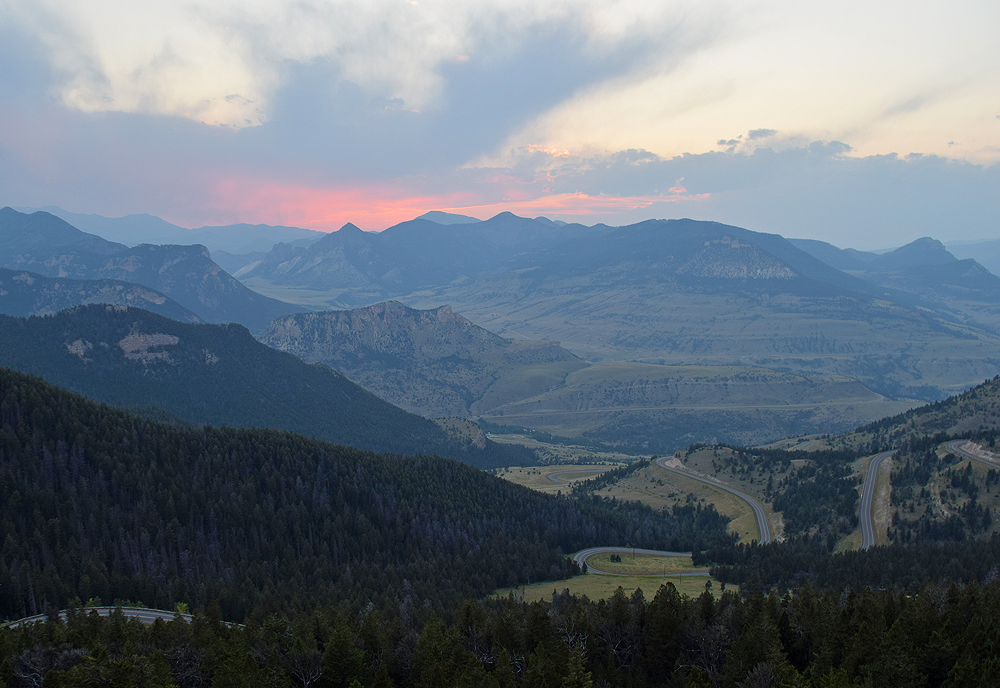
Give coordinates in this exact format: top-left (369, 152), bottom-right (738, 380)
top-left (710, 445), bottom-right (863, 542)
top-left (698, 535), bottom-right (1000, 593)
top-left (0, 367), bottom-right (734, 622)
top-left (4, 579), bottom-right (1000, 687)
top-left (570, 459), bottom-right (651, 495)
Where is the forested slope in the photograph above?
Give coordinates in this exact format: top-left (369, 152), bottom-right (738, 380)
top-left (0, 305), bottom-right (535, 467)
top-left (0, 367), bottom-right (733, 622)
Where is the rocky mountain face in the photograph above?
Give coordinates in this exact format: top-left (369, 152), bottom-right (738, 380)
top-left (0, 208), bottom-right (301, 333)
top-left (0, 305), bottom-right (535, 467)
top-left (261, 301), bottom-right (587, 417)
top-left (0, 268), bottom-right (201, 322)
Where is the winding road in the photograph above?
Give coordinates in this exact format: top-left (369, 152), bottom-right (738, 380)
top-left (859, 450), bottom-right (896, 550)
top-left (572, 547), bottom-right (708, 576)
top-left (547, 469), bottom-right (608, 484)
top-left (946, 440), bottom-right (1000, 469)
top-left (7, 606), bottom-right (193, 629)
top-left (654, 458), bottom-right (772, 544)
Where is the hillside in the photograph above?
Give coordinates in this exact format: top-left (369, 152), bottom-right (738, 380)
top-left (262, 301), bottom-right (908, 450)
top-left (413, 220), bottom-right (1000, 403)
top-left (0, 305), bottom-right (536, 467)
top-left (0, 267), bottom-right (201, 323)
top-left (792, 236), bottom-right (1000, 333)
top-left (0, 366), bottom-right (734, 621)
top-left (261, 301), bottom-right (588, 417)
top-left (0, 208), bottom-right (301, 333)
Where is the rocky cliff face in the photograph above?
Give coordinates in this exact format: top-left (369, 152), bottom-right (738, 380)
top-left (261, 301), bottom-right (587, 417)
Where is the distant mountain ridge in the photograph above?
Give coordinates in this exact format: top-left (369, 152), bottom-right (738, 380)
top-left (791, 236), bottom-right (1000, 333)
top-left (242, 214), bottom-right (1000, 403)
top-left (0, 305), bottom-right (535, 467)
top-left (14, 205), bottom-right (326, 254)
top-left (235, 212), bottom-right (602, 301)
top-left (0, 267), bottom-right (200, 322)
top-left (0, 207), bottom-right (302, 333)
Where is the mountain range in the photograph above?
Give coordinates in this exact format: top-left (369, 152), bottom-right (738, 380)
top-left (237, 214), bottom-right (1000, 403)
top-left (0, 207), bottom-right (302, 333)
top-left (0, 305), bottom-right (534, 467)
top-left (791, 236), bottom-right (1000, 334)
top-left (14, 205), bottom-right (325, 254)
top-left (4, 204), bottom-right (1000, 451)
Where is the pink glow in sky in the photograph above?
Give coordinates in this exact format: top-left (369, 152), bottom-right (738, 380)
top-left (1, 0), bottom-right (997, 247)
top-left (200, 177), bottom-right (711, 231)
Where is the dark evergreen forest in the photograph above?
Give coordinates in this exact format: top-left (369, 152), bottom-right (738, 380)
top-left (3, 579), bottom-right (999, 687)
top-left (0, 367), bottom-right (734, 623)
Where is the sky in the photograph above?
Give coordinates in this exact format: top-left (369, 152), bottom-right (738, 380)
top-left (1, 0), bottom-right (998, 249)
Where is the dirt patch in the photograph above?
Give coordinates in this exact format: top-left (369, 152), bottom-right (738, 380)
top-left (118, 333), bottom-right (180, 363)
top-left (873, 456), bottom-right (893, 546)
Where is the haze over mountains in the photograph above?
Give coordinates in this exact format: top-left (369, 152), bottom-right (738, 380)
top-left (0, 207), bottom-right (302, 333)
top-left (0, 267), bottom-right (201, 323)
top-left (3, 203), bottom-right (999, 451)
top-left (14, 205), bottom-right (325, 254)
top-left (239, 212), bottom-right (1000, 403)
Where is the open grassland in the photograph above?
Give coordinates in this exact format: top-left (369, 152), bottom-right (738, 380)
top-left (586, 462), bottom-right (768, 544)
top-left (493, 572), bottom-right (718, 603)
top-left (488, 434), bottom-right (637, 465)
top-left (239, 277), bottom-right (346, 308)
top-left (494, 440), bottom-right (784, 544)
top-left (586, 552), bottom-right (704, 576)
top-left (873, 453), bottom-right (894, 547)
top-left (493, 361), bottom-right (884, 414)
top-left (495, 464), bottom-right (622, 494)
top-left (487, 397), bottom-right (913, 451)
top-left (482, 360), bottom-right (907, 447)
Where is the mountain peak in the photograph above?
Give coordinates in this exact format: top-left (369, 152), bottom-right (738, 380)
top-left (416, 211), bottom-right (481, 225)
top-left (875, 236), bottom-right (956, 269)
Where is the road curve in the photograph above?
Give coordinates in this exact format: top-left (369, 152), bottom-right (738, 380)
top-left (655, 458), bottom-right (772, 544)
top-left (859, 450), bottom-right (895, 550)
top-left (573, 547), bottom-right (708, 576)
top-left (547, 469), bottom-right (608, 484)
top-left (7, 606), bottom-right (193, 629)
top-left (947, 440), bottom-right (1000, 469)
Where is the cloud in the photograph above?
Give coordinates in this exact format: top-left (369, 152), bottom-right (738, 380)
top-left (747, 128), bottom-right (777, 140)
top-left (483, 142), bottom-right (999, 247)
top-left (2, 0), bottom-right (718, 129)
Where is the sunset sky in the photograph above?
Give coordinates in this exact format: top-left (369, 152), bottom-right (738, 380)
top-left (1, 0), bottom-right (997, 248)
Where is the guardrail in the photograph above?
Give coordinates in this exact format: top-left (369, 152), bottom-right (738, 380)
top-left (7, 606), bottom-right (193, 629)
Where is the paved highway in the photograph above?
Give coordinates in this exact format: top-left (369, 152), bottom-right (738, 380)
top-left (946, 440), bottom-right (1000, 469)
top-left (572, 547), bottom-right (709, 576)
top-left (859, 450), bottom-right (895, 550)
top-left (654, 458), bottom-right (772, 544)
top-left (7, 606), bottom-right (193, 629)
top-left (547, 469), bottom-right (608, 484)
